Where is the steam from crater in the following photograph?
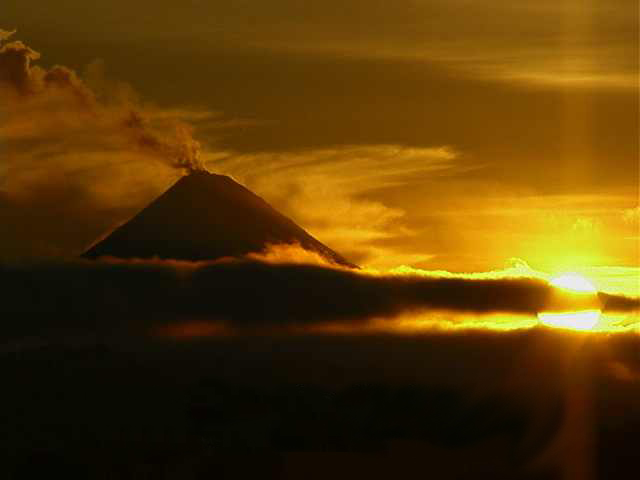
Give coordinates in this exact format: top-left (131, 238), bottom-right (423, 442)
top-left (1, 29), bottom-right (207, 174)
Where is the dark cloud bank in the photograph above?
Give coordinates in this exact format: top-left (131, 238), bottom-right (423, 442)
top-left (2, 258), bottom-right (637, 341)
top-left (1, 259), bottom-right (639, 478)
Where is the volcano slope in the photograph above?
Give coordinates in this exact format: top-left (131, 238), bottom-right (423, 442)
top-left (83, 170), bottom-right (355, 267)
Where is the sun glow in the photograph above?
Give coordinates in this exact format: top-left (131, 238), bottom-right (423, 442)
top-left (538, 273), bottom-right (601, 331)
top-left (548, 273), bottom-right (597, 294)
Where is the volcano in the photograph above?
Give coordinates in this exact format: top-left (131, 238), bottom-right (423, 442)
top-left (82, 171), bottom-right (355, 267)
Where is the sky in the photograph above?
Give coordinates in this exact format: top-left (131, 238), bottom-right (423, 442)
top-left (2, 0), bottom-right (639, 278)
top-left (1, 3), bottom-right (640, 477)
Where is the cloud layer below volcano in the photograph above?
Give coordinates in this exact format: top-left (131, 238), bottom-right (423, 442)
top-left (2, 256), bottom-right (637, 346)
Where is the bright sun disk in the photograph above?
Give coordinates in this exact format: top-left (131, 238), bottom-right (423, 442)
top-left (537, 273), bottom-right (601, 331)
top-left (548, 273), bottom-right (597, 293)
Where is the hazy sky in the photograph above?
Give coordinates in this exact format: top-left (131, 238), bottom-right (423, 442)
top-left (2, 0), bottom-right (638, 272)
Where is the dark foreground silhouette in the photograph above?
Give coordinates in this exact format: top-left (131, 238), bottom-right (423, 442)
top-left (1, 330), bottom-right (638, 479)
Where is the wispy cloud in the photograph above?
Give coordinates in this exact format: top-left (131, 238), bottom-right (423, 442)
top-left (212, 145), bottom-right (461, 267)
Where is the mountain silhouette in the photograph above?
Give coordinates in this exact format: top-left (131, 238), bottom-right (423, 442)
top-left (83, 171), bottom-right (355, 267)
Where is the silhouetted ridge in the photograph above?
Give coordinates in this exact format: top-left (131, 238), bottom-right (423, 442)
top-left (82, 171), bottom-right (355, 267)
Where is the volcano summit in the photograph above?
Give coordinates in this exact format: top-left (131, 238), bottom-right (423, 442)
top-left (83, 171), bottom-right (354, 267)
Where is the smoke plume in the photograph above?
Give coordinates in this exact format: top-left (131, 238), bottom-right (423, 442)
top-left (0, 30), bottom-right (220, 259)
top-left (0, 29), bottom-right (205, 173)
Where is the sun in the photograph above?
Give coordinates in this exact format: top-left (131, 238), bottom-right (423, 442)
top-left (548, 273), bottom-right (597, 293)
top-left (537, 273), bottom-right (601, 331)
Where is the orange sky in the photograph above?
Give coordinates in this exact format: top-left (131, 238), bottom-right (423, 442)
top-left (1, 1), bottom-right (638, 284)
